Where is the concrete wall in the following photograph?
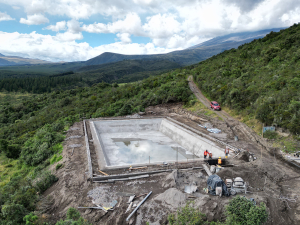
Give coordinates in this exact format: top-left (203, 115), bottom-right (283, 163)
top-left (160, 119), bottom-right (225, 158)
top-left (93, 118), bottom-right (162, 133)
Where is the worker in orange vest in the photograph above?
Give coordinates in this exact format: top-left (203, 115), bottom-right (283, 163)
top-left (218, 157), bottom-right (222, 165)
top-left (209, 152), bottom-right (212, 159)
top-left (225, 148), bottom-right (229, 158)
top-left (204, 150), bottom-right (209, 159)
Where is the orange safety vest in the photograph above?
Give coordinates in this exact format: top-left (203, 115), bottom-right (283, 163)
top-left (218, 158), bottom-right (222, 164)
top-left (204, 151), bottom-right (208, 156)
top-left (209, 153), bottom-right (212, 157)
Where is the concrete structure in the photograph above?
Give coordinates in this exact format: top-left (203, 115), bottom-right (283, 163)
top-left (90, 118), bottom-right (225, 169)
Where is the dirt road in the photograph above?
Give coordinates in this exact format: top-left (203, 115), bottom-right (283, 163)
top-left (188, 75), bottom-right (264, 146)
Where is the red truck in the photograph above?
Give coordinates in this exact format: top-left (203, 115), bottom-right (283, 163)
top-left (210, 101), bottom-right (221, 111)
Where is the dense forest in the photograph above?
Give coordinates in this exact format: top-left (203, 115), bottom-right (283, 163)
top-left (0, 74), bottom-right (82, 93)
top-left (0, 59), bottom-right (182, 93)
top-left (191, 23), bottom-right (300, 135)
top-left (0, 71), bottom-right (192, 224)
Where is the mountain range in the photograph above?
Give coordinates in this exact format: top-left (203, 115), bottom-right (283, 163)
top-left (0, 54), bottom-right (52, 66)
top-left (0, 27), bottom-right (286, 84)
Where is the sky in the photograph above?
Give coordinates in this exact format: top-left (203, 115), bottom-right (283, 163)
top-left (0, 0), bottom-right (300, 62)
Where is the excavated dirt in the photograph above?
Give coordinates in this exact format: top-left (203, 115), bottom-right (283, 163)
top-left (41, 81), bottom-right (300, 224)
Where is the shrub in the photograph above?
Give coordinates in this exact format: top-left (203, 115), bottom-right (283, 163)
top-left (23, 212), bottom-right (38, 225)
top-left (66, 207), bottom-right (81, 220)
top-left (225, 196), bottom-right (268, 225)
top-left (168, 202), bottom-right (206, 225)
top-left (56, 163), bottom-right (64, 170)
top-left (2, 203), bottom-right (27, 224)
top-left (35, 171), bottom-right (58, 193)
top-left (56, 208), bottom-right (91, 225)
top-left (263, 130), bottom-right (278, 139)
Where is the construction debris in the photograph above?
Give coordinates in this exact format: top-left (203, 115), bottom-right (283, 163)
top-left (207, 128), bottom-right (221, 134)
top-left (129, 166), bottom-right (147, 171)
top-left (184, 182), bottom-right (198, 194)
top-left (127, 195), bottom-right (135, 204)
top-left (125, 202), bottom-right (133, 213)
top-left (92, 169), bottom-right (172, 181)
top-left (103, 200), bottom-right (118, 210)
top-left (126, 191), bottom-right (152, 221)
top-left (99, 170), bottom-right (109, 176)
top-left (134, 193), bottom-right (147, 199)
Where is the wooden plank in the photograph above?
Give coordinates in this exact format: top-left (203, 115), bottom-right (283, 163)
top-left (99, 170), bottom-right (109, 176)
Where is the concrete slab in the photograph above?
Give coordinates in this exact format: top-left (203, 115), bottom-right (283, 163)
top-left (90, 118), bottom-right (225, 169)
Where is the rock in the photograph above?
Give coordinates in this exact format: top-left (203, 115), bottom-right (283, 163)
top-left (154, 188), bottom-right (186, 208)
top-left (162, 170), bottom-right (178, 188)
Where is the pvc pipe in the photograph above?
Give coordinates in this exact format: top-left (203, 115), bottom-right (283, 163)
top-left (126, 191), bottom-right (152, 221)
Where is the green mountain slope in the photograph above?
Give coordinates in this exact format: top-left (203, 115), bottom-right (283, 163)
top-left (189, 23), bottom-right (300, 134)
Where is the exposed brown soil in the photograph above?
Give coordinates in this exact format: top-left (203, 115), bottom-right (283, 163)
top-left (41, 79), bottom-right (300, 224)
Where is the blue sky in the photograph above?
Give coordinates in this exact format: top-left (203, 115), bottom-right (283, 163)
top-left (0, 0), bottom-right (300, 62)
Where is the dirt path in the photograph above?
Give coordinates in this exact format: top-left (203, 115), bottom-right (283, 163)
top-left (188, 75), bottom-right (264, 146)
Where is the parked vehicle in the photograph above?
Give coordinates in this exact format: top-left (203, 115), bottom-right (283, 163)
top-left (210, 101), bottom-right (221, 111)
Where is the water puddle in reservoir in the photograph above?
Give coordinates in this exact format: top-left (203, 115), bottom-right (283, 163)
top-left (112, 139), bottom-right (198, 165)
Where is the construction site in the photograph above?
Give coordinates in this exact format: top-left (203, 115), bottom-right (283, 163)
top-left (41, 79), bottom-right (300, 225)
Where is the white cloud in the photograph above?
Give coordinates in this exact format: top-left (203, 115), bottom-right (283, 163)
top-left (45, 21), bottom-right (67, 32)
top-left (143, 14), bottom-right (181, 39)
top-left (82, 13), bottom-right (143, 35)
top-left (12, 6), bottom-right (20, 10)
top-left (116, 33), bottom-right (132, 43)
top-left (20, 14), bottom-right (49, 25)
top-left (0, 31), bottom-right (177, 62)
top-left (0, 11), bottom-right (14, 21)
top-left (1, 0), bottom-right (300, 61)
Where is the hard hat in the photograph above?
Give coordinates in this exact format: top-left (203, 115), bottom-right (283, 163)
top-left (219, 157), bottom-right (221, 158)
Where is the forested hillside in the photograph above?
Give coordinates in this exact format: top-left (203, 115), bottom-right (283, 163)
top-left (190, 23), bottom-right (300, 134)
top-left (0, 59), bottom-right (181, 93)
top-left (0, 71), bottom-right (192, 224)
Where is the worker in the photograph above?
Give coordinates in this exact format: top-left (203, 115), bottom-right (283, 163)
top-left (225, 148), bottom-right (229, 158)
top-left (218, 157), bottom-right (222, 165)
top-left (209, 152), bottom-right (212, 159)
top-left (204, 150), bottom-right (209, 159)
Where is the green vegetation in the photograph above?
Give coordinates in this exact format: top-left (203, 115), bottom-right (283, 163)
top-left (56, 207), bottom-right (91, 225)
top-left (191, 23), bottom-right (300, 135)
top-left (168, 203), bottom-right (210, 225)
top-left (0, 59), bottom-right (181, 93)
top-left (225, 196), bottom-right (268, 225)
top-left (263, 130), bottom-right (278, 139)
top-left (0, 70), bottom-right (192, 224)
top-left (168, 197), bottom-right (267, 225)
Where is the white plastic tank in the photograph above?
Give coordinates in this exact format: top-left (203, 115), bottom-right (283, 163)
top-left (216, 186), bottom-right (222, 196)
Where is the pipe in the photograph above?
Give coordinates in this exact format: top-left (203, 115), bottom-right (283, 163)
top-left (126, 191), bottom-right (152, 221)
